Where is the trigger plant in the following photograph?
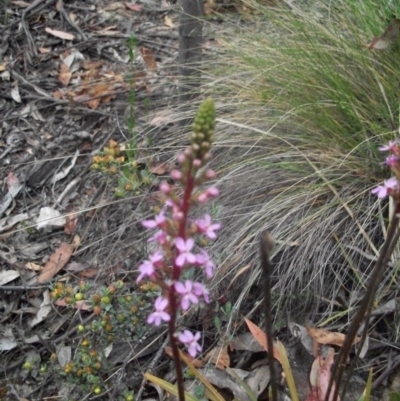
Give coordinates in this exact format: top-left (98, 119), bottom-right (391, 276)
top-left (137, 98), bottom-right (219, 401)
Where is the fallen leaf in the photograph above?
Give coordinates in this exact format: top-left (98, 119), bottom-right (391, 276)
top-left (0, 212), bottom-right (29, 233)
top-left (29, 290), bottom-right (52, 327)
top-left (37, 243), bottom-right (73, 283)
top-left (204, 346), bottom-right (230, 369)
top-left (36, 207), bottom-right (66, 230)
top-left (140, 47), bottom-right (157, 71)
top-left (369, 19), bottom-right (400, 50)
top-left (38, 47), bottom-right (51, 54)
top-left (53, 90), bottom-right (64, 100)
top-left (82, 60), bottom-right (103, 70)
top-left (0, 270), bottom-right (20, 286)
top-left (306, 326), bottom-right (360, 347)
top-left (77, 268), bottom-right (98, 278)
top-left (148, 112), bottom-right (173, 127)
top-left (0, 327), bottom-right (18, 351)
top-left (57, 345), bottom-right (71, 367)
top-left (149, 163), bottom-right (169, 175)
top-left (11, 82), bottom-right (21, 103)
top-left (164, 15), bottom-right (175, 28)
top-left (104, 2), bottom-right (125, 11)
top-left (45, 27), bottom-right (75, 41)
top-left (11, 1), bottom-right (30, 6)
top-left (318, 348), bottom-right (338, 401)
top-left (125, 2), bottom-right (142, 11)
top-left (64, 212), bottom-right (78, 234)
top-left (58, 62), bottom-right (72, 86)
top-left (25, 262), bottom-right (42, 271)
top-left (245, 318), bottom-right (282, 364)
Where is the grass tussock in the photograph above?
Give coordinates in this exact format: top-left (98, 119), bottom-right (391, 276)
top-left (201, 0), bottom-right (400, 326)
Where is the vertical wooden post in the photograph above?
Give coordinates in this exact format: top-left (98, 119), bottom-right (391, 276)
top-left (178, 0), bottom-right (203, 127)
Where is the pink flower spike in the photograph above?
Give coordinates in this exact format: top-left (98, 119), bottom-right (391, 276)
top-left (195, 250), bottom-right (216, 277)
top-left (147, 296), bottom-right (170, 326)
top-left (379, 140), bottom-right (399, 154)
top-left (371, 177), bottom-right (398, 198)
top-left (193, 282), bottom-right (210, 303)
top-left (196, 214), bottom-right (221, 240)
top-left (384, 155), bottom-right (400, 167)
top-left (175, 280), bottom-right (199, 310)
top-left (178, 330), bottom-right (202, 358)
top-left (142, 209), bottom-right (166, 229)
top-left (175, 238), bottom-right (197, 267)
top-left (136, 251), bottom-right (163, 282)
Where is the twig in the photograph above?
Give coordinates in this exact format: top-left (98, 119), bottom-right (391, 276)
top-left (260, 232), bottom-right (277, 401)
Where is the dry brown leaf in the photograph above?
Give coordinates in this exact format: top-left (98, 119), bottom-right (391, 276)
top-left (64, 212), bottom-right (78, 234)
top-left (11, 1), bottom-right (30, 7)
top-left (369, 19), bottom-right (400, 50)
top-left (37, 242), bottom-right (73, 283)
top-left (164, 15), bottom-right (175, 28)
top-left (125, 2), bottom-right (142, 11)
top-left (245, 318), bottom-right (282, 364)
top-left (203, 346), bottom-right (230, 370)
top-left (149, 163), bottom-right (172, 175)
top-left (45, 27), bottom-right (75, 41)
top-left (82, 60), bottom-right (103, 70)
top-left (306, 326), bottom-right (360, 347)
top-left (104, 2), bottom-right (125, 11)
top-left (25, 262), bottom-right (42, 271)
top-left (38, 47), bottom-right (51, 54)
top-left (58, 62), bottom-right (72, 86)
top-left (53, 90), bottom-right (64, 100)
top-left (140, 47), bottom-right (157, 71)
top-left (77, 267), bottom-right (98, 278)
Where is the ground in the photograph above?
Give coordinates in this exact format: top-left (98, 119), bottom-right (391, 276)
top-left (0, 1), bottom-right (397, 400)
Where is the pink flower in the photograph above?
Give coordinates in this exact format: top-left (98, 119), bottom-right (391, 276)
top-left (198, 187), bottom-right (219, 204)
top-left (192, 282), bottom-right (210, 303)
top-left (383, 155), bottom-right (400, 167)
top-left (165, 199), bottom-right (184, 220)
top-left (379, 140), bottom-right (399, 154)
top-left (196, 214), bottom-right (221, 240)
top-left (195, 249), bottom-right (216, 277)
top-left (204, 169), bottom-right (216, 179)
top-left (175, 280), bottom-right (199, 310)
top-left (371, 177), bottom-right (399, 198)
top-left (175, 238), bottom-right (197, 267)
top-left (178, 330), bottom-right (202, 357)
top-left (159, 181), bottom-right (171, 194)
top-left (170, 170), bottom-right (183, 180)
top-left (148, 230), bottom-right (168, 245)
top-left (142, 210), bottom-right (166, 229)
top-left (137, 251), bottom-right (163, 282)
top-left (147, 296), bottom-right (170, 326)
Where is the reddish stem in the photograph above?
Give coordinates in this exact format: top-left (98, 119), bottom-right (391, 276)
top-left (168, 163), bottom-right (196, 401)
